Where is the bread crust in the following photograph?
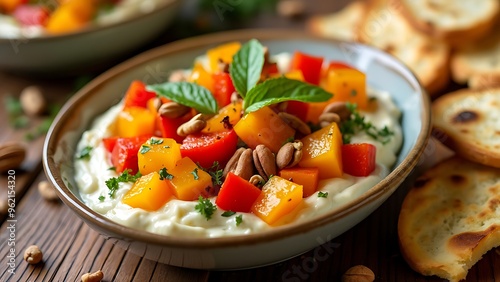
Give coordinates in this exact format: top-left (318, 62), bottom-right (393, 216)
top-left (432, 88), bottom-right (500, 168)
top-left (398, 156), bottom-right (500, 282)
top-left (357, 0), bottom-right (450, 96)
top-left (394, 0), bottom-right (500, 47)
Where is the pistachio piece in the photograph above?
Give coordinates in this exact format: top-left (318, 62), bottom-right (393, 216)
top-left (177, 114), bottom-right (207, 137)
top-left (278, 112), bottom-right (311, 135)
top-left (158, 102), bottom-right (191, 119)
top-left (168, 70), bottom-right (186, 82)
top-left (223, 148), bottom-right (253, 180)
top-left (276, 141), bottom-right (303, 170)
top-left (253, 145), bottom-right (276, 181)
top-left (0, 142), bottom-right (26, 173)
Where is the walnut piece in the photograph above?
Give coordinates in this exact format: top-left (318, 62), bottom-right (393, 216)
top-left (223, 148), bottom-right (253, 180)
top-left (253, 145), bottom-right (276, 181)
top-left (276, 141), bottom-right (303, 170)
top-left (20, 85), bottom-right (46, 116)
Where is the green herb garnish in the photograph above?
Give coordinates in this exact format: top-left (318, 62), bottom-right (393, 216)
top-left (105, 170), bottom-right (142, 198)
top-left (140, 145), bottom-right (151, 154)
top-left (195, 196), bottom-right (217, 220)
top-left (147, 82), bottom-right (218, 115)
top-left (229, 38), bottom-right (264, 97)
top-left (76, 146), bottom-right (93, 160)
top-left (221, 211), bottom-right (236, 217)
top-left (341, 103), bottom-right (394, 144)
top-left (191, 168), bottom-right (200, 180)
top-left (318, 191), bottom-right (328, 198)
top-left (150, 138), bottom-right (163, 145)
top-left (98, 195), bottom-right (105, 202)
top-left (235, 215), bottom-right (243, 226)
top-left (159, 167), bottom-right (174, 180)
top-left (108, 166), bottom-right (116, 171)
top-left (243, 77), bottom-right (332, 113)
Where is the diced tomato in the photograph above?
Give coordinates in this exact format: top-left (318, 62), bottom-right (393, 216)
top-left (102, 137), bottom-right (118, 153)
top-left (13, 5), bottom-right (49, 26)
top-left (212, 72), bottom-right (235, 108)
top-left (290, 51), bottom-right (324, 85)
top-left (180, 130), bottom-right (238, 169)
top-left (286, 101), bottom-right (309, 123)
top-left (157, 113), bottom-right (192, 143)
top-left (111, 135), bottom-right (151, 174)
top-left (216, 172), bottom-right (262, 213)
top-left (123, 80), bottom-right (157, 109)
top-left (341, 143), bottom-right (376, 177)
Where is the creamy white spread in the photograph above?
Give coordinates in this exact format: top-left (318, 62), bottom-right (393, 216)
top-left (74, 55), bottom-right (403, 238)
top-left (0, 0), bottom-right (168, 39)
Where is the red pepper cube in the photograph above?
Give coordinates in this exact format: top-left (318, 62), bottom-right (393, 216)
top-left (216, 172), bottom-right (262, 213)
top-left (341, 143), bottom-right (377, 177)
top-left (290, 51), bottom-right (324, 85)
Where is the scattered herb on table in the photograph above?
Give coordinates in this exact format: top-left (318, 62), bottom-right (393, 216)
top-left (195, 196), bottom-right (217, 220)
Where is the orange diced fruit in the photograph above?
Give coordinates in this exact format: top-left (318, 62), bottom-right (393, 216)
top-left (279, 167), bottom-right (319, 198)
top-left (122, 172), bottom-right (173, 211)
top-left (189, 62), bottom-right (215, 93)
top-left (323, 68), bottom-right (368, 109)
top-left (206, 41), bottom-right (241, 73)
top-left (137, 137), bottom-right (181, 175)
top-left (202, 101), bottom-right (242, 133)
top-left (115, 107), bottom-right (156, 138)
top-left (251, 176), bottom-right (303, 225)
top-left (167, 157), bottom-right (212, 201)
top-left (233, 106), bottom-right (295, 153)
top-left (299, 123), bottom-right (343, 179)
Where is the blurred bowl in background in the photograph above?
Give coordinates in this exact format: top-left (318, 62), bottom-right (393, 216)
top-left (0, 0), bottom-right (181, 75)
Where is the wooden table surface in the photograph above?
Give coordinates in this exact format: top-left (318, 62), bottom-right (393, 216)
top-left (1, 1), bottom-right (499, 281)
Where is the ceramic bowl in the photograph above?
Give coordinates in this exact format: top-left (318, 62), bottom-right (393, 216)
top-left (0, 0), bottom-right (180, 75)
top-left (43, 29), bottom-right (430, 269)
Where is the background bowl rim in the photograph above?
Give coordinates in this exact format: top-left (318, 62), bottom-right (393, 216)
top-left (43, 29), bottom-right (431, 249)
top-left (0, 0), bottom-right (180, 43)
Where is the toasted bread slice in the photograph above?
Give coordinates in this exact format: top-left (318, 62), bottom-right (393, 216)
top-left (398, 156), bottom-right (500, 282)
top-left (451, 29), bottom-right (500, 87)
top-left (394, 0), bottom-right (499, 46)
top-left (307, 1), bottom-right (367, 42)
top-left (432, 87), bottom-right (500, 168)
top-left (357, 0), bottom-right (449, 96)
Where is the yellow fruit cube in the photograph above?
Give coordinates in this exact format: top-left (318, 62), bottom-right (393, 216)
top-left (137, 137), bottom-right (181, 175)
top-left (167, 157), bottom-right (212, 201)
top-left (122, 172), bottom-right (173, 211)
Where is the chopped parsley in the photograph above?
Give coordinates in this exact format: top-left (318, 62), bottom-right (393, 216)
top-left (158, 167), bottom-right (174, 180)
top-left (98, 195), bottom-right (105, 202)
top-left (221, 211), bottom-right (236, 217)
top-left (105, 170), bottom-right (142, 198)
top-left (191, 168), bottom-right (200, 180)
top-left (235, 215), bottom-right (243, 226)
top-left (150, 138), bottom-right (163, 145)
top-left (340, 103), bottom-right (394, 144)
top-left (108, 166), bottom-right (116, 171)
top-left (318, 191), bottom-right (328, 198)
top-left (195, 196), bottom-right (217, 220)
top-left (139, 145), bottom-right (151, 154)
top-left (76, 146), bottom-right (93, 160)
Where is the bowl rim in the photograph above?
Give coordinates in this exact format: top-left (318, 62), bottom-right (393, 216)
top-left (43, 29), bottom-right (431, 249)
top-left (0, 0), bottom-right (180, 43)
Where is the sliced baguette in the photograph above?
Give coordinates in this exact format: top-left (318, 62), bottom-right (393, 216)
top-left (394, 0), bottom-right (499, 46)
top-left (451, 29), bottom-right (500, 87)
top-left (432, 87), bottom-right (500, 168)
top-left (307, 1), bottom-right (368, 42)
top-left (357, 0), bottom-right (449, 96)
top-left (398, 156), bottom-right (500, 282)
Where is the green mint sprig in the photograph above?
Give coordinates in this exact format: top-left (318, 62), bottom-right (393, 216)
top-left (229, 38), bottom-right (264, 98)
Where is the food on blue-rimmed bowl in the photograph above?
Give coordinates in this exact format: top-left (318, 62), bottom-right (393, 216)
top-left (0, 0), bottom-right (180, 74)
top-left (43, 30), bottom-right (430, 269)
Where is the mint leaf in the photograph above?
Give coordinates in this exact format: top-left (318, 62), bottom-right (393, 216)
top-left (230, 39), bottom-right (265, 98)
top-left (147, 82), bottom-right (218, 114)
top-left (244, 77), bottom-right (332, 113)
